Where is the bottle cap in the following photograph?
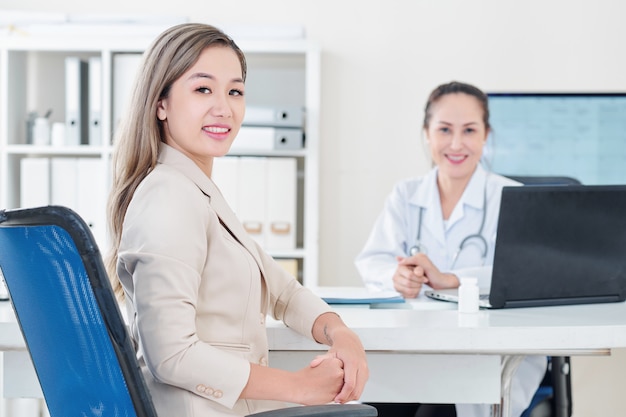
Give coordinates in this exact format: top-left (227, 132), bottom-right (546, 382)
top-left (460, 277), bottom-right (478, 286)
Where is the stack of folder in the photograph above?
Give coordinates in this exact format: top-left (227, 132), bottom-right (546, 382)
top-left (63, 56), bottom-right (103, 147)
top-left (313, 287), bottom-right (405, 305)
top-left (20, 156), bottom-right (106, 246)
top-left (112, 53), bottom-right (143, 134)
top-left (231, 105), bottom-right (305, 151)
top-left (63, 52), bottom-right (143, 147)
top-left (212, 156), bottom-right (298, 252)
top-left (20, 56), bottom-right (108, 247)
top-left (214, 103), bottom-right (306, 253)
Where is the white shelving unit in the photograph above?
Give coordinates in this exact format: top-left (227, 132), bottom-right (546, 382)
top-left (0, 30), bottom-right (321, 288)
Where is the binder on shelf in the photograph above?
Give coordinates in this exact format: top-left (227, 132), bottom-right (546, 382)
top-left (65, 56), bottom-right (89, 146)
top-left (48, 157), bottom-right (106, 247)
top-left (88, 56), bottom-right (102, 146)
top-left (273, 129), bottom-right (304, 150)
top-left (231, 126), bottom-right (304, 151)
top-left (243, 105), bottom-right (304, 128)
top-left (225, 156), bottom-right (298, 250)
top-left (113, 53), bottom-right (143, 132)
top-left (20, 157), bottom-right (50, 208)
top-left (76, 158), bottom-right (106, 246)
top-left (266, 157), bottom-right (297, 250)
top-left (211, 156), bottom-right (241, 215)
top-left (238, 157), bottom-right (268, 247)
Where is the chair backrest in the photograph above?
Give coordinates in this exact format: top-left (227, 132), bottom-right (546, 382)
top-left (0, 206), bottom-right (157, 417)
top-left (504, 175), bottom-right (582, 186)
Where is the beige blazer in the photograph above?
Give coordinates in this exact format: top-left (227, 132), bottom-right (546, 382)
top-left (117, 144), bottom-right (332, 417)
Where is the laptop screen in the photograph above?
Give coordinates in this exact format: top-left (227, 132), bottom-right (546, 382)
top-left (489, 185), bottom-right (626, 308)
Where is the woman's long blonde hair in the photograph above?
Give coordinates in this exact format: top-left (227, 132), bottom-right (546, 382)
top-left (105, 23), bottom-right (247, 300)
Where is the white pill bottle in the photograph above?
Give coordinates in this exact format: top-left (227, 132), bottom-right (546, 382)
top-left (458, 277), bottom-right (479, 313)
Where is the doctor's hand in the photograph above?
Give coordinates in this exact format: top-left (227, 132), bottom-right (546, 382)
top-left (400, 253), bottom-right (460, 291)
top-left (393, 255), bottom-right (429, 298)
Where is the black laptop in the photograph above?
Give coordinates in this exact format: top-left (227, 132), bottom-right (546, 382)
top-left (426, 185), bottom-right (626, 309)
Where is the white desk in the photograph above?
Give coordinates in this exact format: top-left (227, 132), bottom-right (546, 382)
top-left (3, 297), bottom-right (626, 417)
top-left (266, 296), bottom-right (626, 417)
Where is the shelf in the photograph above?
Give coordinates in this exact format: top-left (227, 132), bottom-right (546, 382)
top-left (0, 28), bottom-right (321, 287)
top-left (267, 248), bottom-right (307, 258)
top-left (226, 148), bottom-right (307, 158)
top-left (6, 144), bottom-right (108, 156)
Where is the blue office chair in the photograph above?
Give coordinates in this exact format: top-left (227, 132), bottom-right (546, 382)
top-left (502, 175), bottom-right (577, 417)
top-left (0, 205), bottom-right (376, 417)
top-left (522, 357), bottom-right (572, 417)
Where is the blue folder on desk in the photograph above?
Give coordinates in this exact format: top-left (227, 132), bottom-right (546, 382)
top-left (315, 287), bottom-right (405, 304)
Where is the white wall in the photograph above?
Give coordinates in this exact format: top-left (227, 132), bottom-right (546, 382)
top-left (3, 2), bottom-right (625, 415)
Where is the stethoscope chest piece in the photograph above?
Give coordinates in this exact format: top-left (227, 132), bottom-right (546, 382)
top-left (409, 244), bottom-right (426, 256)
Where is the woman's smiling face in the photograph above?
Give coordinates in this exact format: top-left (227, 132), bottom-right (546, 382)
top-left (157, 45), bottom-right (246, 172)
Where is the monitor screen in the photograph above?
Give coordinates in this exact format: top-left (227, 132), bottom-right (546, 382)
top-left (486, 93), bottom-right (626, 185)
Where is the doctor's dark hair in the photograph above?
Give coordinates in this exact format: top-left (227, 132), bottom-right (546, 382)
top-left (423, 81), bottom-right (490, 130)
top-left (106, 23), bottom-right (247, 300)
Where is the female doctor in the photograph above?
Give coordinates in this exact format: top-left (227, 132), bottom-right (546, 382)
top-left (355, 81), bottom-right (546, 417)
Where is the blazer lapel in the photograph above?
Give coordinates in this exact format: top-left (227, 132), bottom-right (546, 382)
top-left (157, 144), bottom-right (265, 269)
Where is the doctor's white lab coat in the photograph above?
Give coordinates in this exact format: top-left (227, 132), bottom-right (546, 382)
top-left (355, 164), bottom-right (547, 417)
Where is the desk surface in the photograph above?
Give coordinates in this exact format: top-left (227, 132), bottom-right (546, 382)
top-left (3, 295), bottom-right (626, 355)
top-left (265, 294), bottom-right (626, 409)
top-left (266, 295), bottom-right (626, 355)
top-left (4, 293), bottom-right (626, 409)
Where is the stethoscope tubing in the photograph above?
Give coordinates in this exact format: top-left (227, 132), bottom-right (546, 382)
top-left (408, 184), bottom-right (489, 268)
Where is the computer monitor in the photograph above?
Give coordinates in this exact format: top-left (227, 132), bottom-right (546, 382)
top-left (485, 93), bottom-right (626, 185)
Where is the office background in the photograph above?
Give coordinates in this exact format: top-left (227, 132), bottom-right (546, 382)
top-left (4, 0), bottom-right (625, 287)
top-left (3, 0), bottom-right (626, 415)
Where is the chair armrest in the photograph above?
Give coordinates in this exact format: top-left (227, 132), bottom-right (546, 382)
top-left (247, 404), bottom-right (378, 417)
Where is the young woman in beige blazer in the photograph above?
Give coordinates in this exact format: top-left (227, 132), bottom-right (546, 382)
top-left (106, 23), bottom-right (369, 417)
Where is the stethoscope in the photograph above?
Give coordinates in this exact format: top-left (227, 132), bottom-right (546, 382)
top-left (408, 186), bottom-right (489, 269)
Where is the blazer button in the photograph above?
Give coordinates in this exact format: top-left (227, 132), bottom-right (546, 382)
top-left (206, 387), bottom-right (215, 396)
top-left (259, 357), bottom-right (268, 366)
top-left (196, 384), bottom-right (206, 393)
top-left (213, 390), bottom-right (223, 399)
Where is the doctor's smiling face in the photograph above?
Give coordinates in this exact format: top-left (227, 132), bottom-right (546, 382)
top-left (423, 86), bottom-right (489, 184)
